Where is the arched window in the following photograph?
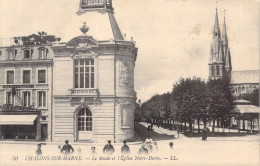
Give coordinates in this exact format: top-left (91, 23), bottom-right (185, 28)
top-left (78, 108), bottom-right (92, 131)
top-left (216, 66), bottom-right (219, 75)
top-left (211, 66), bottom-right (215, 76)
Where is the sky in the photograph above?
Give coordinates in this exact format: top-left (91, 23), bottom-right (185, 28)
top-left (0, 0), bottom-right (259, 102)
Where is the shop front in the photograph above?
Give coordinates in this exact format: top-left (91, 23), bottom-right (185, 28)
top-left (0, 106), bottom-right (41, 140)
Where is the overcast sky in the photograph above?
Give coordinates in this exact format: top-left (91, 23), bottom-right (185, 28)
top-left (0, 0), bottom-right (259, 102)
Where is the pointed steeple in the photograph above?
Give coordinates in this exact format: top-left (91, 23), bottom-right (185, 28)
top-left (222, 10), bottom-right (228, 42)
top-left (213, 9), bottom-right (221, 38)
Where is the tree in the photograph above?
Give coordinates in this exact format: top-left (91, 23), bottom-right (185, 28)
top-left (207, 76), bottom-right (235, 133)
top-left (172, 77), bottom-right (208, 134)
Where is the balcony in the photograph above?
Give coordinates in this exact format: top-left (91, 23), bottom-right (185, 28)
top-left (69, 89), bottom-right (99, 96)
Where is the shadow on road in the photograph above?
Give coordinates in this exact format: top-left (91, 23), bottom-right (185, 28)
top-left (134, 123), bottom-right (175, 142)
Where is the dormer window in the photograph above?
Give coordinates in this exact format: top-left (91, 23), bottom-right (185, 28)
top-left (7, 49), bottom-right (17, 60)
top-left (38, 48), bottom-right (48, 59)
top-left (23, 48), bottom-right (33, 59)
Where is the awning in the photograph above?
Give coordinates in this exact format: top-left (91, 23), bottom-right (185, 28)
top-left (234, 105), bottom-right (260, 114)
top-left (0, 114), bottom-right (38, 125)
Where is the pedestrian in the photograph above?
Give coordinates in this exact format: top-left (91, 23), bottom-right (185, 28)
top-left (103, 140), bottom-right (115, 154)
top-left (169, 142), bottom-right (174, 149)
top-left (138, 144), bottom-right (148, 155)
top-left (153, 142), bottom-right (158, 152)
top-left (61, 140), bottom-right (74, 155)
top-left (91, 146), bottom-right (97, 155)
top-left (144, 135), bottom-right (153, 152)
top-left (202, 126), bottom-right (210, 141)
top-left (147, 125), bottom-right (151, 131)
top-left (121, 140), bottom-right (130, 155)
top-left (177, 125), bottom-right (180, 138)
top-left (35, 144), bottom-right (42, 155)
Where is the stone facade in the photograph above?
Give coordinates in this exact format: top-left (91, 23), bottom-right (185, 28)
top-left (0, 44), bottom-right (54, 141)
top-left (52, 36), bottom-right (137, 143)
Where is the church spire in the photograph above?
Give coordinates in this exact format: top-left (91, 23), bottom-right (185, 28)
top-left (222, 10), bottom-right (228, 42)
top-left (213, 8), bottom-right (221, 38)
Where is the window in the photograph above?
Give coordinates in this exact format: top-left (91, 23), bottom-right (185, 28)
top-left (24, 49), bottom-right (33, 59)
top-left (211, 66), bottom-right (214, 76)
top-left (23, 91), bottom-right (31, 107)
top-left (42, 116), bottom-right (47, 121)
top-left (39, 48), bottom-right (48, 59)
top-left (216, 66), bottom-right (219, 75)
top-left (7, 50), bottom-right (17, 60)
top-left (6, 92), bottom-right (14, 104)
top-left (6, 70), bottom-right (14, 84)
top-left (74, 59), bottom-right (94, 88)
top-left (38, 70), bottom-right (46, 83)
top-left (78, 108), bottom-right (92, 131)
top-left (38, 91), bottom-right (46, 108)
top-left (23, 70), bottom-right (31, 84)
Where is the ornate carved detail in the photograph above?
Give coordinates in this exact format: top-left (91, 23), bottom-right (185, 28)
top-left (80, 22), bottom-right (89, 34)
top-left (120, 60), bottom-right (132, 87)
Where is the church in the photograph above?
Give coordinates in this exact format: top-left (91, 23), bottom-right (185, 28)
top-left (208, 8), bottom-right (259, 132)
top-left (208, 9), bottom-right (259, 97)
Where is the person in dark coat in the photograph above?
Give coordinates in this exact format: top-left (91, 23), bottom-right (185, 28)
top-left (177, 125), bottom-right (180, 138)
top-left (169, 142), bottom-right (174, 149)
top-left (202, 126), bottom-right (210, 141)
top-left (138, 144), bottom-right (148, 155)
top-left (121, 140), bottom-right (130, 154)
top-left (61, 140), bottom-right (74, 155)
top-left (36, 144), bottom-right (42, 155)
top-left (103, 140), bottom-right (115, 154)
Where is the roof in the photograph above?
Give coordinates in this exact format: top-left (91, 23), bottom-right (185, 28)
top-left (231, 70), bottom-right (259, 84)
top-left (234, 105), bottom-right (260, 114)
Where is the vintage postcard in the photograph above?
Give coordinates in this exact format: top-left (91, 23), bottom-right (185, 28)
top-left (0, 0), bottom-right (259, 166)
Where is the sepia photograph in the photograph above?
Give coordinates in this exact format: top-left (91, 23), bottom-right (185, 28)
top-left (0, 0), bottom-right (259, 165)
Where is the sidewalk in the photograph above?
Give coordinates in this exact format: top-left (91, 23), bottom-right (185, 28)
top-left (0, 140), bottom-right (143, 146)
top-left (139, 122), bottom-right (260, 142)
top-left (139, 122), bottom-right (182, 138)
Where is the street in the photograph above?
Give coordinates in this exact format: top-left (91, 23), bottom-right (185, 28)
top-left (0, 123), bottom-right (259, 166)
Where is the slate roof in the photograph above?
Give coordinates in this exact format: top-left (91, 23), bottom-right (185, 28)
top-left (231, 70), bottom-right (259, 84)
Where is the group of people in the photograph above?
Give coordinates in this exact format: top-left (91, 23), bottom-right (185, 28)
top-left (35, 139), bottom-right (131, 155)
top-left (35, 125), bottom-right (210, 155)
top-left (36, 136), bottom-right (165, 156)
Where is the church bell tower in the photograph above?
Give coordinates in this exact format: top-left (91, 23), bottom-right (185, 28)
top-left (208, 8), bottom-right (232, 80)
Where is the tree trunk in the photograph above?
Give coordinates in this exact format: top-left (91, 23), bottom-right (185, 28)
top-left (212, 119), bottom-right (215, 133)
top-left (184, 122), bottom-right (187, 133)
top-left (189, 121), bottom-right (192, 133)
top-left (251, 119), bottom-right (253, 132)
top-left (243, 119), bottom-right (245, 130)
top-left (197, 120), bottom-right (200, 133)
top-left (180, 123), bottom-right (183, 132)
